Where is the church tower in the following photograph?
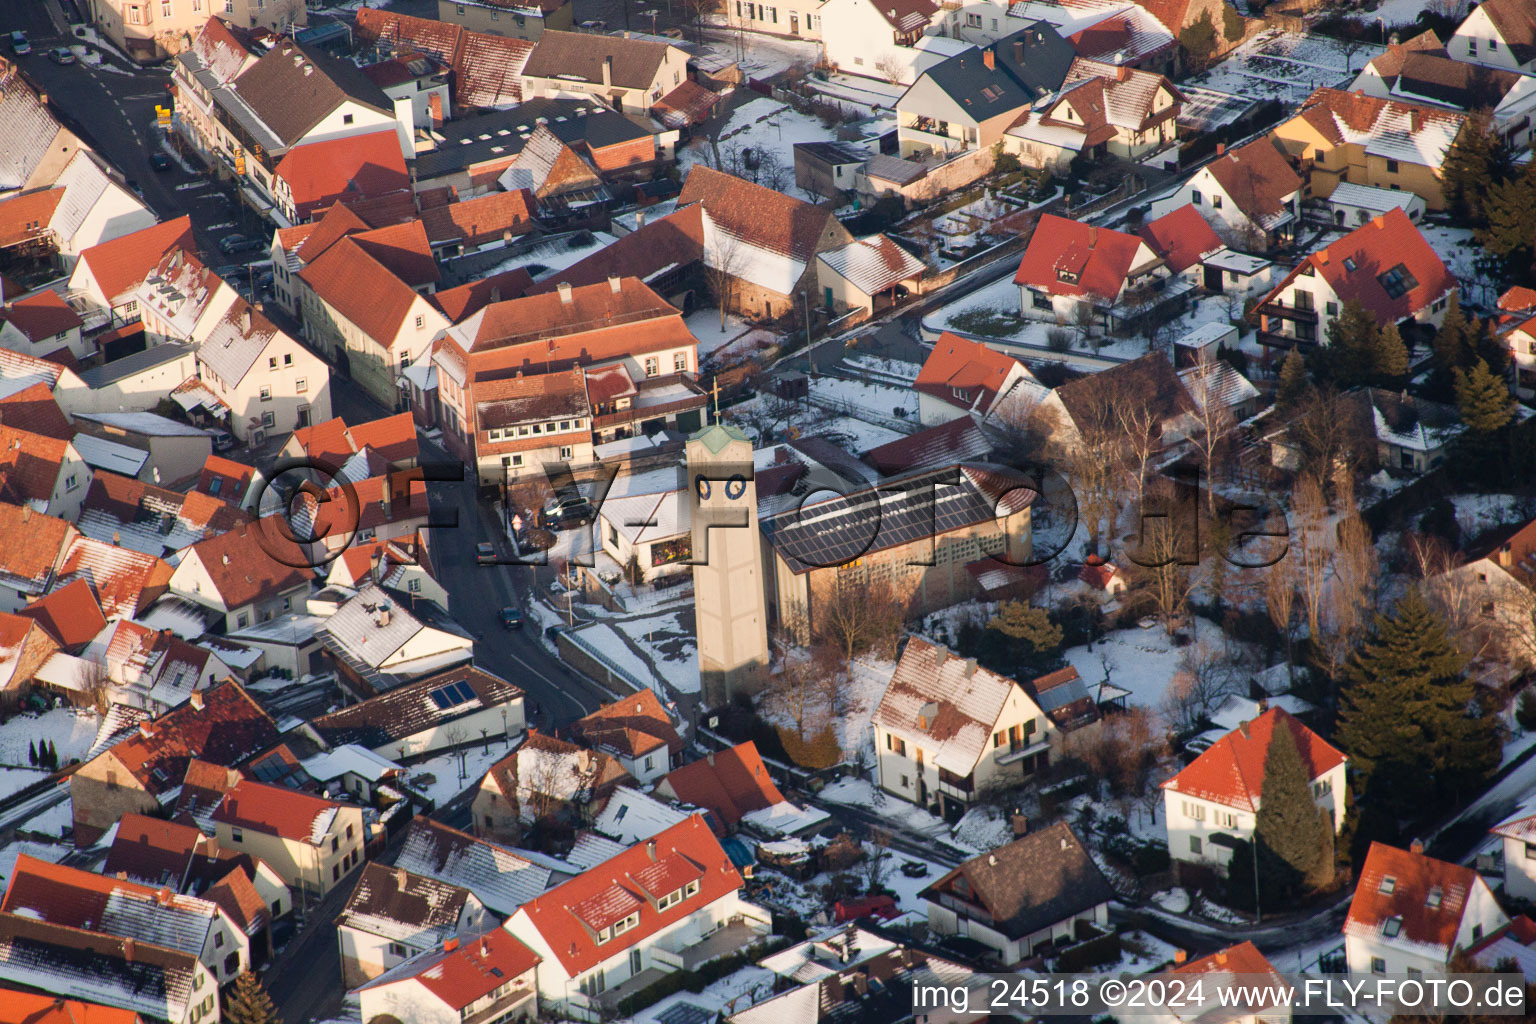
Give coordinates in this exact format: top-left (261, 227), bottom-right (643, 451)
top-left (688, 423), bottom-right (768, 707)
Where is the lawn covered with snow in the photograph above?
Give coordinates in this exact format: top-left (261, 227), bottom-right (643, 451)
top-left (402, 741), bottom-right (517, 809)
top-left (0, 767), bottom-right (51, 801)
top-left (1062, 619), bottom-right (1231, 723)
top-left (678, 97), bottom-right (840, 178)
top-left (1187, 30), bottom-right (1386, 104)
top-left (1450, 493), bottom-right (1533, 539)
top-left (686, 309), bottom-right (754, 357)
top-left (0, 707), bottom-right (99, 768)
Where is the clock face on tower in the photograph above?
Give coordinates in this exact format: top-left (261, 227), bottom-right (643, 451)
top-left (695, 476), bottom-right (711, 501)
top-left (725, 475), bottom-right (747, 500)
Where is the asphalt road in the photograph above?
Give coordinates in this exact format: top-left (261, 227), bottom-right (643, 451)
top-left (0, 0), bottom-right (270, 263)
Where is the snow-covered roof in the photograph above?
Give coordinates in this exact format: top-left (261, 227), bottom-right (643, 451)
top-left (393, 818), bottom-right (553, 918)
top-left (590, 787), bottom-right (689, 845)
top-left (73, 411), bottom-right (212, 437)
top-left (598, 489), bottom-right (689, 545)
top-left (564, 831), bottom-right (629, 870)
top-left (1327, 181), bottom-right (1425, 213)
top-left (817, 235), bottom-right (926, 296)
top-left (304, 744), bottom-right (403, 785)
top-left (1178, 360), bottom-right (1259, 414)
top-left (71, 434), bottom-right (149, 478)
top-left (1199, 248), bottom-right (1269, 275)
top-left (739, 800), bottom-right (830, 837)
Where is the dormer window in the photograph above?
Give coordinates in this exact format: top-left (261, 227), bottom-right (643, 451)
top-left (1343, 257), bottom-right (1357, 272)
top-left (1378, 264), bottom-right (1418, 299)
top-left (1056, 268), bottom-right (1079, 284)
top-left (1379, 876), bottom-right (1396, 895)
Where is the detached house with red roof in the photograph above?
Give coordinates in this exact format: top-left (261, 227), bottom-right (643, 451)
top-left (195, 299), bottom-right (333, 444)
top-left (1014, 214), bottom-right (1167, 328)
top-left (503, 814), bottom-right (769, 1020)
top-left (211, 778), bottom-right (366, 898)
top-left (1161, 707), bottom-right (1346, 875)
top-left (167, 519), bottom-right (314, 632)
top-left (1005, 58), bottom-right (1183, 169)
top-left (356, 928), bottom-right (541, 1024)
top-left (66, 216), bottom-right (195, 327)
top-left (1255, 208), bottom-right (1456, 348)
top-left (0, 290), bottom-right (86, 362)
top-left (1451, 0), bottom-right (1536, 73)
top-left (1345, 840), bottom-right (1508, 976)
top-left (272, 130), bottom-right (411, 225)
top-left (570, 689), bottom-right (684, 786)
top-left (914, 333), bottom-right (1038, 427)
top-left (657, 740), bottom-right (829, 838)
top-left (1149, 136), bottom-right (1303, 248)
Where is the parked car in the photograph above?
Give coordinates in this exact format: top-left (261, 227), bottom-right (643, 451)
top-left (219, 233), bottom-right (257, 255)
top-left (500, 607), bottom-right (524, 629)
top-left (149, 152), bottom-right (171, 172)
top-left (47, 47), bottom-right (75, 64)
top-left (476, 541), bottom-right (497, 565)
top-left (662, 27), bottom-right (685, 38)
top-left (578, 20), bottom-right (607, 31)
top-left (207, 429), bottom-right (235, 452)
top-left (539, 496), bottom-right (595, 530)
top-left (10, 32), bottom-right (30, 55)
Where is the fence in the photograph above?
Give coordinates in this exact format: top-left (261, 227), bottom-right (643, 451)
top-left (559, 626), bottom-right (650, 694)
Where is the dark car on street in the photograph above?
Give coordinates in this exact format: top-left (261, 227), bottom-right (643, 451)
top-left (539, 496), bottom-right (595, 530)
top-left (476, 541), bottom-right (497, 565)
top-left (500, 607), bottom-right (524, 629)
top-left (150, 152), bottom-right (172, 172)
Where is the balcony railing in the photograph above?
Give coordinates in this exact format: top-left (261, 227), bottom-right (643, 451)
top-left (1256, 301), bottom-right (1318, 324)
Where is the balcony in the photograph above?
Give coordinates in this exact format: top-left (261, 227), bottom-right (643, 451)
top-left (995, 738), bottom-right (1051, 766)
top-left (899, 118), bottom-right (968, 154)
top-left (591, 375), bottom-right (707, 430)
top-left (1256, 300), bottom-right (1318, 324)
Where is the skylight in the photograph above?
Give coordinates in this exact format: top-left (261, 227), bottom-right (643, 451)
top-left (1379, 876), bottom-right (1396, 895)
top-left (1382, 917), bottom-right (1403, 938)
top-left (1426, 887), bottom-right (1442, 909)
top-left (429, 680), bottom-right (476, 710)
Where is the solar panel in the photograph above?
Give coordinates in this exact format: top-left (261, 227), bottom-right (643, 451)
top-left (657, 1004), bottom-right (713, 1024)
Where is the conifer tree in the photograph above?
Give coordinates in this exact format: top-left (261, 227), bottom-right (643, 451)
top-left (1253, 717), bottom-right (1333, 902)
top-left (46, 740), bottom-right (57, 770)
top-left (27, 740), bottom-right (36, 767)
top-left (225, 971), bottom-right (280, 1024)
top-left (986, 602), bottom-right (1063, 676)
top-left (1372, 323), bottom-right (1409, 387)
top-left (1337, 590), bottom-right (1500, 823)
top-left (1477, 165), bottom-right (1536, 283)
top-left (1320, 300), bottom-right (1376, 388)
top-left (1455, 359), bottom-right (1515, 435)
top-left (1277, 349), bottom-right (1308, 409)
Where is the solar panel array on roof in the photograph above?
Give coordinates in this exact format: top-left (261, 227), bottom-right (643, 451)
top-left (657, 1004), bottom-right (714, 1024)
top-left (429, 680), bottom-right (476, 710)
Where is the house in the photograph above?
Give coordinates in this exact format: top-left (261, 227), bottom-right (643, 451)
top-left (434, 277), bottom-right (704, 483)
top-left (1149, 137), bottom-right (1303, 248)
top-left (896, 48), bottom-right (1033, 159)
top-left (569, 689), bottom-right (684, 786)
top-left (1450, 0), bottom-right (1536, 73)
top-left (595, 483), bottom-right (694, 582)
top-left (440, 0), bottom-right (574, 40)
top-left (1500, 303), bottom-right (1536, 397)
top-left (657, 741), bottom-right (829, 838)
top-left (298, 233), bottom-right (449, 407)
top-left (1035, 351), bottom-right (1197, 456)
top-left (196, 454), bottom-right (260, 509)
top-left (0, 57), bottom-right (88, 199)
top-left (922, 821), bottom-right (1113, 966)
top-left (730, 941), bottom-right (980, 1024)
top-left (1136, 204), bottom-right (1226, 287)
top-left (210, 778), bottom-right (366, 898)
top-left (69, 680), bottom-right (280, 845)
top-left (75, 471), bottom-right (248, 560)
top-left (71, 411), bottom-right (211, 486)
top-left (74, 345), bottom-right (200, 419)
top-left (678, 166), bottom-right (857, 321)
top-left (0, 423), bottom-right (91, 522)
top-left (0, 612), bottom-right (59, 707)
top-left (1355, 387), bottom-right (1463, 473)
top-left (913, 333), bottom-right (1036, 426)
top-left (816, 234), bottom-right (927, 315)
top-left (0, 504), bottom-right (76, 613)
top-left (1271, 89), bottom-right (1469, 210)
top-left (818, 0), bottom-right (951, 86)
top-left (873, 637), bottom-right (1060, 819)
top-left (0, 291), bottom-right (87, 362)
top-left (311, 663), bottom-right (526, 759)
top-left (1162, 708), bottom-right (1347, 875)
top-left (89, 0), bottom-right (305, 63)
top-left (519, 30), bottom-right (691, 115)
top-left (195, 299), bottom-right (332, 444)
top-left (0, 912), bottom-right (219, 1024)
top-left (356, 928), bottom-right (541, 1024)
top-left (421, 189), bottom-right (537, 260)
top-left (272, 131), bottom-right (411, 225)
top-left (134, 248), bottom-right (239, 348)
top-left (337, 861), bottom-right (492, 987)
top-left (354, 8), bottom-right (536, 114)
top-left (53, 539), bottom-right (174, 627)
top-left (1013, 214), bottom-right (1167, 327)
top-left (66, 216), bottom-right (195, 326)
top-left (1345, 840), bottom-right (1509, 975)
top-left (589, 788), bottom-right (691, 846)
top-left (289, 471), bottom-right (432, 563)
top-left (282, 411), bottom-right (420, 470)
top-left (1, 854), bottom-right (252, 987)
top-left (361, 51), bottom-right (453, 136)
top-left (1178, 357), bottom-right (1261, 423)
top-left (327, 533), bottom-right (447, 609)
top-left (1492, 806), bottom-right (1536, 903)
top-left (0, 990), bottom-right (145, 1024)
top-left (1005, 60), bottom-right (1183, 170)
top-left (1172, 942), bottom-right (1290, 1024)
top-left (37, 150), bottom-right (157, 264)
top-left (78, 619), bottom-right (233, 712)
top-left (1352, 49), bottom-right (1536, 151)
top-left (1325, 181), bottom-right (1428, 231)
top-left (1422, 516), bottom-right (1536, 672)
top-left (392, 816), bottom-right (554, 918)
top-left (722, 0), bottom-right (826, 39)
top-left (1255, 208), bottom-right (1455, 348)
top-left (167, 519), bottom-right (313, 632)
top-left (0, 381), bottom-right (73, 442)
top-left (302, 744), bottom-right (404, 804)
top-left (793, 141), bottom-right (874, 200)
top-left (502, 814), bottom-right (770, 1021)
top-left (16, 578), bottom-right (106, 653)
top-left (316, 585), bottom-right (475, 694)
top-left (470, 731), bottom-right (629, 844)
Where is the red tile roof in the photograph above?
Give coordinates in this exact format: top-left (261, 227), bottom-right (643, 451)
top-left (211, 778), bottom-right (346, 843)
top-left (347, 412), bottom-right (419, 465)
top-left (366, 930), bottom-right (540, 1010)
top-left (1163, 708), bottom-right (1345, 812)
top-left (421, 189), bottom-right (536, 248)
top-left (0, 381), bottom-right (73, 440)
top-left (17, 578), bottom-right (105, 650)
top-left (573, 689), bottom-right (683, 760)
top-left (1138, 204), bottom-right (1224, 275)
top-left (56, 537), bottom-right (173, 619)
top-left (204, 864), bottom-right (270, 940)
top-left (102, 812), bottom-right (214, 887)
top-left (1345, 842), bottom-right (1488, 959)
top-left (295, 203), bottom-right (371, 264)
top-left (1259, 208), bottom-right (1455, 325)
top-left (1173, 941), bottom-right (1282, 979)
top-left (0, 423), bottom-right (72, 507)
top-left (351, 219), bottom-right (441, 289)
top-left (0, 188), bottom-right (63, 248)
top-left (914, 333), bottom-right (1019, 411)
top-left (513, 814), bottom-right (741, 976)
top-left (181, 519), bottom-right (311, 609)
top-left (660, 741), bottom-right (785, 830)
top-left (678, 165), bottom-right (837, 262)
top-left (274, 130), bottom-right (410, 222)
top-left (299, 235), bottom-right (426, 347)
top-left (459, 277), bottom-right (685, 355)
top-left (77, 217), bottom-right (194, 305)
top-left (0, 988), bottom-right (144, 1024)
top-left (1014, 214), bottom-right (1156, 300)
top-left (1203, 137), bottom-right (1303, 225)
top-left (0, 853), bottom-right (221, 934)
top-left (195, 454), bottom-right (254, 504)
top-left (0, 503), bottom-right (72, 592)
top-left (431, 268), bottom-right (536, 322)
top-left (96, 681), bottom-right (278, 793)
top-left (528, 205), bottom-right (704, 296)
top-left (0, 290), bottom-right (81, 344)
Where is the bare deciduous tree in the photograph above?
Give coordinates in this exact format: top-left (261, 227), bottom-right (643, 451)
top-left (770, 643), bottom-right (840, 738)
top-left (815, 576), bottom-right (906, 671)
top-left (861, 827), bottom-right (895, 893)
top-left (1293, 473), bottom-right (1330, 647)
top-left (874, 53), bottom-right (905, 85)
top-left (1164, 639), bottom-right (1242, 732)
top-left (78, 660), bottom-right (113, 716)
top-left (1265, 545), bottom-right (1299, 681)
top-left (1127, 479), bottom-right (1197, 636)
top-left (1185, 353), bottom-right (1238, 516)
top-left (703, 223), bottom-right (747, 331)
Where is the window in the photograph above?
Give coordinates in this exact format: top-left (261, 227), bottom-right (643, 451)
top-left (491, 9), bottom-right (498, 17)
top-left (296, 377), bottom-right (307, 393)
top-left (1371, 957), bottom-right (1386, 974)
top-left (1326, 301), bottom-right (1339, 316)
top-left (1386, 159), bottom-right (1399, 173)
top-left (1032, 290), bottom-right (1052, 310)
top-left (214, 933), bottom-right (224, 948)
top-left (388, 942), bottom-right (408, 958)
top-left (1182, 801), bottom-right (1205, 821)
top-left (66, 474), bottom-right (77, 491)
top-left (644, 356), bottom-right (659, 377)
top-left (1191, 189), bottom-right (1202, 205)
top-left (284, 353), bottom-right (292, 366)
top-left (261, 411), bottom-right (275, 428)
top-left (559, 446), bottom-right (573, 460)
top-left (1343, 257), bottom-right (1357, 272)
top-left (1473, 924), bottom-right (1484, 941)
top-left (900, 775), bottom-right (909, 788)
top-left (1189, 836), bottom-right (1202, 855)
top-left (231, 828), bottom-right (243, 842)
top-left (1469, 39), bottom-right (1478, 55)
top-left (1382, 917), bottom-right (1403, 938)
top-left (194, 0), bottom-right (201, 10)
top-left (1379, 876), bottom-right (1397, 895)
top-left (128, 5), bottom-right (144, 24)
top-left (259, 385), bottom-right (272, 401)
top-left (1378, 263), bottom-right (1418, 299)
top-left (965, 12), bottom-right (981, 26)
top-left (684, 880), bottom-right (699, 897)
top-left (236, 613), bottom-right (249, 629)
top-left (644, 755), bottom-right (654, 770)
top-left (342, 114), bottom-right (354, 125)
top-left (1426, 887), bottom-right (1442, 909)
top-left (1212, 195), bottom-right (1223, 209)
top-left (163, 2), bottom-right (174, 20)
top-left (674, 352), bottom-right (688, 372)
top-left (414, 315), bottom-right (425, 329)
top-left (269, 357), bottom-right (278, 369)
top-left (332, 864), bottom-right (340, 880)
top-left (1491, 38), bottom-right (1499, 51)
top-left (332, 836), bottom-right (339, 853)
top-left (224, 952), bottom-right (239, 975)
top-left (886, 734), bottom-right (906, 756)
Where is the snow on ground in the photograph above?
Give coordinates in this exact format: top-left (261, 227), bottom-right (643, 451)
top-left (0, 767), bottom-right (51, 801)
top-left (1450, 493), bottom-right (1532, 539)
top-left (616, 611), bottom-right (697, 675)
top-left (821, 778), bottom-right (951, 835)
top-left (0, 839), bottom-right (67, 885)
top-left (1062, 620), bottom-right (1211, 722)
top-left (1330, 0), bottom-right (1452, 28)
top-left (1107, 930), bottom-right (1183, 973)
top-left (841, 354), bottom-right (921, 384)
top-left (678, 97), bottom-right (839, 176)
top-left (1152, 887), bottom-right (1191, 914)
top-left (806, 375), bottom-right (918, 424)
top-left (402, 741), bottom-right (515, 808)
top-left (879, 850), bottom-right (946, 913)
top-left (1418, 223), bottom-right (1502, 309)
top-left (0, 707), bottom-right (99, 768)
top-left (724, 382), bottom-right (909, 452)
top-left (838, 659), bottom-right (895, 761)
top-left (18, 799), bottom-right (72, 841)
top-left (699, 27), bottom-right (822, 79)
top-left (630, 965), bottom-right (778, 1024)
top-left (1186, 30), bottom-right (1386, 104)
top-left (687, 309), bottom-right (753, 357)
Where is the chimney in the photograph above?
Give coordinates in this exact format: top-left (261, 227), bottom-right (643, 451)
top-left (1238, 720), bottom-right (1250, 739)
top-left (123, 938), bottom-right (136, 961)
top-left (608, 275), bottom-right (622, 294)
top-left (139, 721), bottom-right (155, 740)
top-left (1410, 838), bottom-right (1424, 854)
top-left (987, 854), bottom-right (997, 865)
top-left (429, 91), bottom-right (444, 130)
top-left (157, 887), bottom-right (173, 906)
top-left (190, 690), bottom-right (204, 712)
top-left (240, 307), bottom-right (251, 334)
top-left (1088, 226), bottom-right (1098, 247)
top-left (635, 209), bottom-right (646, 228)
top-left (480, 937), bottom-right (490, 957)
top-left (20, 507), bottom-right (28, 522)
top-left (395, 866), bottom-right (407, 889)
top-left (1117, 65), bottom-right (1129, 81)
top-left (1011, 813), bottom-right (1029, 836)
top-left (707, 751), bottom-right (715, 766)
top-left (557, 281), bottom-right (573, 303)
top-left (112, 531), bottom-right (121, 546)
top-left (1257, 697), bottom-right (1269, 713)
top-left (647, 839), bottom-right (657, 861)
top-left (205, 835), bottom-right (219, 857)
top-left (379, 606), bottom-right (391, 628)
top-left (601, 55), bottom-right (613, 87)
top-left (981, 49), bottom-right (995, 70)
top-left (444, 937), bottom-right (460, 953)
top-left (117, 871), bottom-right (128, 880)
top-left (1215, 142), bottom-right (1225, 156)
top-left (1215, 951), bottom-right (1228, 966)
top-left (1174, 949), bottom-right (1187, 964)
top-left (490, 286), bottom-right (501, 304)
